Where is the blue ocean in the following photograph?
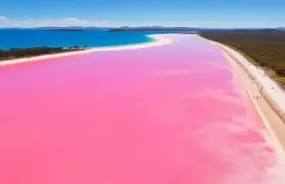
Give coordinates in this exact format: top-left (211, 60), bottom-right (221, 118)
top-left (0, 29), bottom-right (168, 50)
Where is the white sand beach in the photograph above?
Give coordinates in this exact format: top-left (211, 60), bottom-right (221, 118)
top-left (0, 34), bottom-right (172, 67)
top-left (204, 37), bottom-right (285, 161)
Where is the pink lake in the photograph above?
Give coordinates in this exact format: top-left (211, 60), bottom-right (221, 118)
top-left (0, 34), bottom-right (282, 184)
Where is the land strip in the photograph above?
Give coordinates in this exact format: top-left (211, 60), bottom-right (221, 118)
top-left (203, 36), bottom-right (285, 161)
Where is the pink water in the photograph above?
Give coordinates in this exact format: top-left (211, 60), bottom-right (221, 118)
top-left (0, 34), bottom-right (281, 184)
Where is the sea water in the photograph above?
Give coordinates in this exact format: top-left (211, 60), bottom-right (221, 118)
top-left (0, 29), bottom-right (166, 50)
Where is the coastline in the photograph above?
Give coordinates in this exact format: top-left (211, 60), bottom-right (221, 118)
top-left (0, 34), bottom-right (172, 67)
top-left (202, 37), bottom-right (285, 161)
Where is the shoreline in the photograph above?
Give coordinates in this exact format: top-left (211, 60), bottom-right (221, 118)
top-left (202, 37), bottom-right (285, 161)
top-left (0, 34), bottom-right (172, 67)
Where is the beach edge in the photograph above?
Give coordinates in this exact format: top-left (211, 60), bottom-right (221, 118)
top-left (0, 34), bottom-right (172, 67)
top-left (201, 36), bottom-right (285, 162)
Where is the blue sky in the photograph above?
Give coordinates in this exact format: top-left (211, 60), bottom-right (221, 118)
top-left (0, 0), bottom-right (284, 28)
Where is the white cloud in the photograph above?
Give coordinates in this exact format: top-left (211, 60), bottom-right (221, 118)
top-left (0, 16), bottom-right (9, 21)
top-left (0, 16), bottom-right (281, 28)
top-left (0, 16), bottom-right (111, 28)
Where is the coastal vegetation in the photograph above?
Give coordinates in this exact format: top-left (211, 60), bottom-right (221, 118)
top-left (0, 46), bottom-right (86, 61)
top-left (200, 30), bottom-right (285, 87)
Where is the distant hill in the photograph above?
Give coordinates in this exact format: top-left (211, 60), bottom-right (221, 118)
top-left (1, 27), bottom-right (283, 32)
top-left (108, 27), bottom-right (205, 32)
top-left (108, 27), bottom-right (282, 33)
top-left (34, 26), bottom-right (110, 31)
top-left (53, 28), bottom-right (86, 32)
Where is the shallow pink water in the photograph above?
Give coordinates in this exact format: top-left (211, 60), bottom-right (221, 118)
top-left (0, 34), bottom-right (280, 184)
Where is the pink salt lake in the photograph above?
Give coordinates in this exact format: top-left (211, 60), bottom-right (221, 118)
top-left (0, 34), bottom-right (282, 184)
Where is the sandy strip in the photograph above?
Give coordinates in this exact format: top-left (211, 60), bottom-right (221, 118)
top-left (221, 44), bottom-right (285, 112)
top-left (0, 34), bottom-right (172, 67)
top-left (201, 36), bottom-right (285, 161)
